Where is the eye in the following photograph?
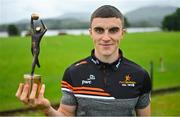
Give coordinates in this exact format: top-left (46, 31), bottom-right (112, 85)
top-left (94, 27), bottom-right (104, 34)
top-left (109, 27), bottom-right (120, 34)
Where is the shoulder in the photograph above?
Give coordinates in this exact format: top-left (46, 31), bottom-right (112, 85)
top-left (122, 57), bottom-right (148, 75)
top-left (62, 56), bottom-right (91, 83)
top-left (65, 56), bottom-right (91, 73)
top-left (122, 57), bottom-right (151, 89)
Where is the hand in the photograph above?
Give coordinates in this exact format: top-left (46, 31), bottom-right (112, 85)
top-left (31, 13), bottom-right (39, 20)
top-left (16, 83), bottom-right (51, 110)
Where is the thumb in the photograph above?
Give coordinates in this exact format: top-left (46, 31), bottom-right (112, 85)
top-left (38, 84), bottom-right (45, 99)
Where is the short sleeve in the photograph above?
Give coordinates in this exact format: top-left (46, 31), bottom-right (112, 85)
top-left (135, 93), bottom-right (151, 109)
top-left (61, 91), bottom-right (77, 106)
top-left (136, 71), bottom-right (152, 109)
top-left (60, 68), bottom-right (77, 106)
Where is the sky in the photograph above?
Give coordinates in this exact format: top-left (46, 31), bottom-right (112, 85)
top-left (0, 0), bottom-right (180, 24)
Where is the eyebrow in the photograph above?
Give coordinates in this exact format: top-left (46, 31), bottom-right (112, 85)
top-left (93, 26), bottom-right (121, 29)
top-left (93, 27), bottom-right (103, 30)
top-left (109, 27), bottom-right (120, 30)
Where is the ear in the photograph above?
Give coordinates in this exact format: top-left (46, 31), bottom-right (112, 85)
top-left (120, 28), bottom-right (126, 39)
top-left (89, 28), bottom-right (93, 38)
top-left (121, 28), bottom-right (127, 40)
top-left (122, 28), bottom-right (126, 35)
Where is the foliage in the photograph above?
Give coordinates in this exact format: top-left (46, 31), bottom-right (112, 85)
top-left (7, 24), bottom-right (20, 36)
top-left (162, 8), bottom-right (180, 31)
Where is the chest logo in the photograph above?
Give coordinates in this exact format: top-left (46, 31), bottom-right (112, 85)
top-left (119, 74), bottom-right (136, 87)
top-left (82, 74), bottom-right (96, 85)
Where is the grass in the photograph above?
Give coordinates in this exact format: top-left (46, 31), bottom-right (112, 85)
top-left (121, 32), bottom-right (180, 89)
top-left (152, 91), bottom-right (180, 116)
top-left (0, 32), bottom-right (180, 113)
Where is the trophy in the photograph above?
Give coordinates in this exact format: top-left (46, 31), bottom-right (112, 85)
top-left (24, 13), bottom-right (47, 97)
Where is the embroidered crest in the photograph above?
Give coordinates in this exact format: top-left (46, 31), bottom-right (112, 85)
top-left (119, 74), bottom-right (136, 87)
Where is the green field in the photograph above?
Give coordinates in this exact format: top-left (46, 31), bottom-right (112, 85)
top-left (0, 32), bottom-right (180, 114)
top-left (152, 91), bottom-right (180, 116)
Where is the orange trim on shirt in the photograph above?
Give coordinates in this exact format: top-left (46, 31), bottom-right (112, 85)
top-left (73, 87), bottom-right (104, 92)
top-left (73, 91), bottom-right (110, 96)
top-left (62, 81), bottom-right (73, 89)
top-left (61, 84), bottom-right (73, 90)
top-left (75, 61), bottom-right (88, 66)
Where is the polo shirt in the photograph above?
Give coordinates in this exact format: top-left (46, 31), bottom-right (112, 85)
top-left (60, 49), bottom-right (151, 116)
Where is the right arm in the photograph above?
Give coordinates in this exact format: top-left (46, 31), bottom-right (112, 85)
top-left (15, 83), bottom-right (76, 116)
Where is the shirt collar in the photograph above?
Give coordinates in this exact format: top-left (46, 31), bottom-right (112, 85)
top-left (90, 49), bottom-right (123, 71)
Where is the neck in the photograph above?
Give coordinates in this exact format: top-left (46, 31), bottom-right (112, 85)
top-left (94, 49), bottom-right (119, 64)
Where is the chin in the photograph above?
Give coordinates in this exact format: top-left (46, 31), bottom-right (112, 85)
top-left (100, 49), bottom-right (114, 56)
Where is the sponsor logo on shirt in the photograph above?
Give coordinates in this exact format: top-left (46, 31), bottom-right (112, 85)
top-left (82, 74), bottom-right (96, 85)
top-left (119, 74), bottom-right (136, 87)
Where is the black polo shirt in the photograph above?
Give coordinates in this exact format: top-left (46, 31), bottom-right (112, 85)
top-left (61, 49), bottom-right (151, 116)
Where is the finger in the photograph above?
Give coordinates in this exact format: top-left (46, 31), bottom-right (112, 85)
top-left (29, 83), bottom-right (38, 99)
top-left (20, 84), bottom-right (29, 103)
top-left (38, 84), bottom-right (45, 99)
top-left (15, 83), bottom-right (24, 98)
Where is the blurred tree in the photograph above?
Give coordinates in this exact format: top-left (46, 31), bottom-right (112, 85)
top-left (7, 24), bottom-right (20, 36)
top-left (162, 8), bottom-right (180, 31)
top-left (124, 17), bottom-right (130, 28)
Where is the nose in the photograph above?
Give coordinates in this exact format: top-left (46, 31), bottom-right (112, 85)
top-left (102, 30), bottom-right (111, 41)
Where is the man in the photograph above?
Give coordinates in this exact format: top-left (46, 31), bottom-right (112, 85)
top-left (16, 5), bottom-right (151, 116)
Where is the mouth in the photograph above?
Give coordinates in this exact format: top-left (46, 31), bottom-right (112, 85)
top-left (99, 44), bottom-right (113, 47)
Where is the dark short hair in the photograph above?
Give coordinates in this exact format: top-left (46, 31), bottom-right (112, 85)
top-left (90, 5), bottom-right (124, 28)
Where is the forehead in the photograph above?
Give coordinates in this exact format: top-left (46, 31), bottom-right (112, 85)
top-left (91, 17), bottom-right (122, 28)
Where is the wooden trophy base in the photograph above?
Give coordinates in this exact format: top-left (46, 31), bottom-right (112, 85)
top-left (24, 74), bottom-right (41, 97)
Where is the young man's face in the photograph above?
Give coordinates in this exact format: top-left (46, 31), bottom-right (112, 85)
top-left (89, 17), bottom-right (125, 57)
